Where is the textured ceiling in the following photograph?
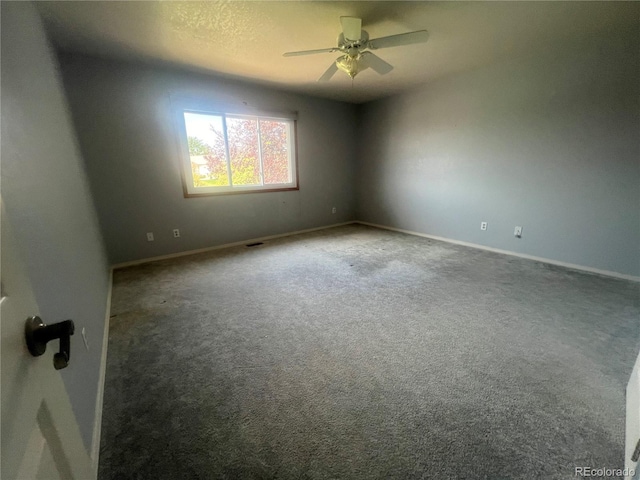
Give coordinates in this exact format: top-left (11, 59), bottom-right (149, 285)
top-left (37, 1), bottom-right (638, 103)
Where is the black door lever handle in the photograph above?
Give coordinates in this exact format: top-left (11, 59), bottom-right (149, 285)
top-left (25, 316), bottom-right (75, 370)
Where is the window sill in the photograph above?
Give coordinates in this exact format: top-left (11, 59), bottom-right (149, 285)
top-left (183, 186), bottom-right (299, 198)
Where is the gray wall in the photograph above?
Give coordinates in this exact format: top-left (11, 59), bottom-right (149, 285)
top-left (59, 54), bottom-right (358, 265)
top-left (357, 28), bottom-right (640, 277)
top-left (1, 2), bottom-right (111, 450)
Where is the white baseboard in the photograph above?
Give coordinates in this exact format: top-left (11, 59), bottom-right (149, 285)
top-left (112, 220), bottom-right (639, 282)
top-left (357, 221), bottom-right (640, 283)
top-left (111, 221), bottom-right (356, 269)
top-left (91, 268), bottom-right (113, 478)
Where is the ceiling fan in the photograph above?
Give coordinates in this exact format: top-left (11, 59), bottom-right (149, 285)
top-left (283, 17), bottom-right (429, 81)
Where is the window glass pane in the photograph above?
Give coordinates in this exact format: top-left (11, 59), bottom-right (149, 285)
top-left (179, 108), bottom-right (297, 195)
top-left (260, 120), bottom-right (291, 185)
top-left (183, 112), bottom-right (229, 187)
top-left (226, 117), bottom-right (261, 186)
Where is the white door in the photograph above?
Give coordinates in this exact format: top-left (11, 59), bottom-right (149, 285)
top-left (1, 202), bottom-right (92, 480)
top-left (627, 351), bottom-right (640, 480)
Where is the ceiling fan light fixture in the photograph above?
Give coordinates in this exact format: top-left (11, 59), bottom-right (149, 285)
top-left (336, 54), bottom-right (360, 79)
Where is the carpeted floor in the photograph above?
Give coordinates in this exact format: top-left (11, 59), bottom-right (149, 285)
top-left (99, 224), bottom-right (640, 479)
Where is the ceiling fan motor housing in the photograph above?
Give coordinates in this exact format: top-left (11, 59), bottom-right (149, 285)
top-left (338, 31), bottom-right (369, 56)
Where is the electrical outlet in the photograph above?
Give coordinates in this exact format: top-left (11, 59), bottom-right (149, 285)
top-left (173, 229), bottom-right (180, 238)
top-left (332, 207), bottom-right (337, 214)
top-left (480, 222), bottom-right (487, 231)
top-left (514, 226), bottom-right (523, 238)
top-left (146, 232), bottom-right (154, 242)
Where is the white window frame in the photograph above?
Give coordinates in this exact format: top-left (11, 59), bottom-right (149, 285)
top-left (174, 101), bottom-right (298, 197)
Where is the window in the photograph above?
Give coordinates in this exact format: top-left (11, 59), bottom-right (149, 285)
top-left (176, 107), bottom-right (298, 196)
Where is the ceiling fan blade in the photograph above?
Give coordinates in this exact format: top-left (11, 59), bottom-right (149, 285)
top-left (318, 62), bottom-right (339, 82)
top-left (367, 30), bottom-right (429, 50)
top-left (283, 47), bottom-right (337, 57)
top-left (360, 52), bottom-right (393, 75)
top-left (340, 16), bottom-right (362, 41)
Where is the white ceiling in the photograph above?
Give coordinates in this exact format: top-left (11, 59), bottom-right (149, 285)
top-left (37, 1), bottom-right (638, 103)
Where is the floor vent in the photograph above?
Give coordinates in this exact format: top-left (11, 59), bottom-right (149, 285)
top-left (246, 242), bottom-right (264, 247)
